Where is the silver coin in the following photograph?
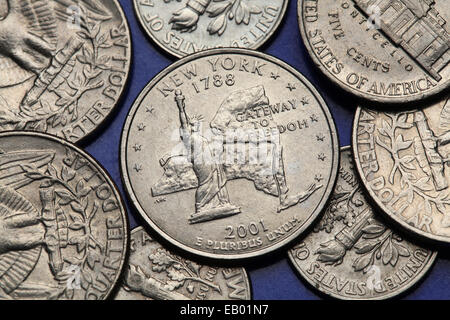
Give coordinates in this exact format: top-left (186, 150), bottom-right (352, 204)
top-left (121, 48), bottom-right (339, 260)
top-left (0, 0), bottom-right (131, 143)
top-left (289, 147), bottom-right (437, 300)
top-left (0, 131), bottom-right (128, 300)
top-left (298, 0), bottom-right (449, 104)
top-left (114, 226), bottom-right (251, 300)
top-left (133, 0), bottom-right (288, 58)
top-left (352, 95), bottom-right (450, 244)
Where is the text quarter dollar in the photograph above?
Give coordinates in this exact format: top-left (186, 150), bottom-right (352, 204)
top-left (0, 132), bottom-right (129, 300)
top-left (0, 0), bottom-right (131, 143)
top-left (114, 227), bottom-right (251, 300)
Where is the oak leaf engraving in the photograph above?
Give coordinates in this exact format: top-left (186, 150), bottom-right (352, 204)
top-left (148, 248), bottom-right (221, 294)
top-left (353, 226), bottom-right (410, 273)
top-left (169, 0), bottom-right (262, 36)
top-left (23, 149), bottom-right (106, 299)
top-left (375, 112), bottom-right (450, 223)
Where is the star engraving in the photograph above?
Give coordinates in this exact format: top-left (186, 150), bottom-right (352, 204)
top-left (301, 97), bottom-right (310, 105)
top-left (133, 144), bottom-right (142, 152)
top-left (318, 153), bottom-right (326, 161)
top-left (146, 106), bottom-right (155, 114)
top-left (316, 134), bottom-right (325, 142)
top-left (134, 164), bottom-right (143, 172)
top-left (310, 114), bottom-right (318, 122)
top-left (315, 174), bottom-right (324, 183)
top-left (137, 123), bottom-right (146, 131)
top-left (286, 83), bottom-right (296, 91)
top-left (271, 72), bottom-right (280, 80)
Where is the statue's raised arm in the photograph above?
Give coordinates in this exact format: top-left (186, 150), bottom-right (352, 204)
top-left (175, 90), bottom-right (189, 128)
top-left (175, 90), bottom-right (193, 147)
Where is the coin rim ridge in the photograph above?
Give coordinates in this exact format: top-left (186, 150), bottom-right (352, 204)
top-left (120, 47), bottom-right (340, 261)
top-left (0, 130), bottom-right (130, 300)
top-left (132, 0), bottom-right (290, 59)
top-left (296, 0), bottom-right (450, 104)
top-left (288, 145), bottom-right (438, 300)
top-left (121, 225), bottom-right (253, 299)
top-left (31, 0), bottom-right (133, 145)
top-left (352, 106), bottom-right (450, 244)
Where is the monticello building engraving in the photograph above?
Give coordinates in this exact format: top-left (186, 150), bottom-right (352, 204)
top-left (353, 0), bottom-right (449, 81)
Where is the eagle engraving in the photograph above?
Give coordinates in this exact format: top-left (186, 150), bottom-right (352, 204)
top-left (0, 0), bottom-right (111, 87)
top-left (0, 148), bottom-right (55, 299)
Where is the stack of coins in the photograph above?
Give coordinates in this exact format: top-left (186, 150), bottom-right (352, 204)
top-left (289, 0), bottom-right (448, 299)
top-left (0, 0), bottom-right (131, 300)
top-left (0, 0), bottom-right (447, 301)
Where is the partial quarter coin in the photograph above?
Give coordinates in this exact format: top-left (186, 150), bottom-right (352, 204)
top-left (133, 0), bottom-right (288, 58)
top-left (0, 131), bottom-right (128, 300)
top-left (352, 95), bottom-right (450, 243)
top-left (298, 0), bottom-right (449, 104)
top-left (289, 147), bottom-right (437, 300)
top-left (0, 0), bottom-right (131, 143)
top-left (120, 48), bottom-right (339, 260)
top-left (114, 226), bottom-right (251, 300)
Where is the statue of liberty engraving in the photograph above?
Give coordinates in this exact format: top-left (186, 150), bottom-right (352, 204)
top-left (152, 86), bottom-right (321, 224)
top-left (175, 90), bottom-right (241, 224)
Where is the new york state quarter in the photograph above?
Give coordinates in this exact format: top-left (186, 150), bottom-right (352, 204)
top-left (0, 132), bottom-right (128, 299)
top-left (298, 0), bottom-right (449, 103)
top-left (121, 49), bottom-right (339, 260)
top-left (115, 227), bottom-right (251, 300)
top-left (353, 96), bottom-right (450, 243)
top-left (289, 147), bottom-right (437, 300)
top-left (133, 0), bottom-right (288, 58)
top-left (0, 0), bottom-right (131, 143)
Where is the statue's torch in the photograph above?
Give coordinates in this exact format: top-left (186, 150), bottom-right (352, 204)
top-left (316, 207), bottom-right (374, 265)
top-left (20, 37), bottom-right (84, 115)
top-left (40, 189), bottom-right (64, 274)
top-left (414, 111), bottom-right (448, 191)
top-left (175, 90), bottom-right (186, 111)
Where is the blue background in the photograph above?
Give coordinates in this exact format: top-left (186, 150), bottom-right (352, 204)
top-left (84, 0), bottom-right (450, 300)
